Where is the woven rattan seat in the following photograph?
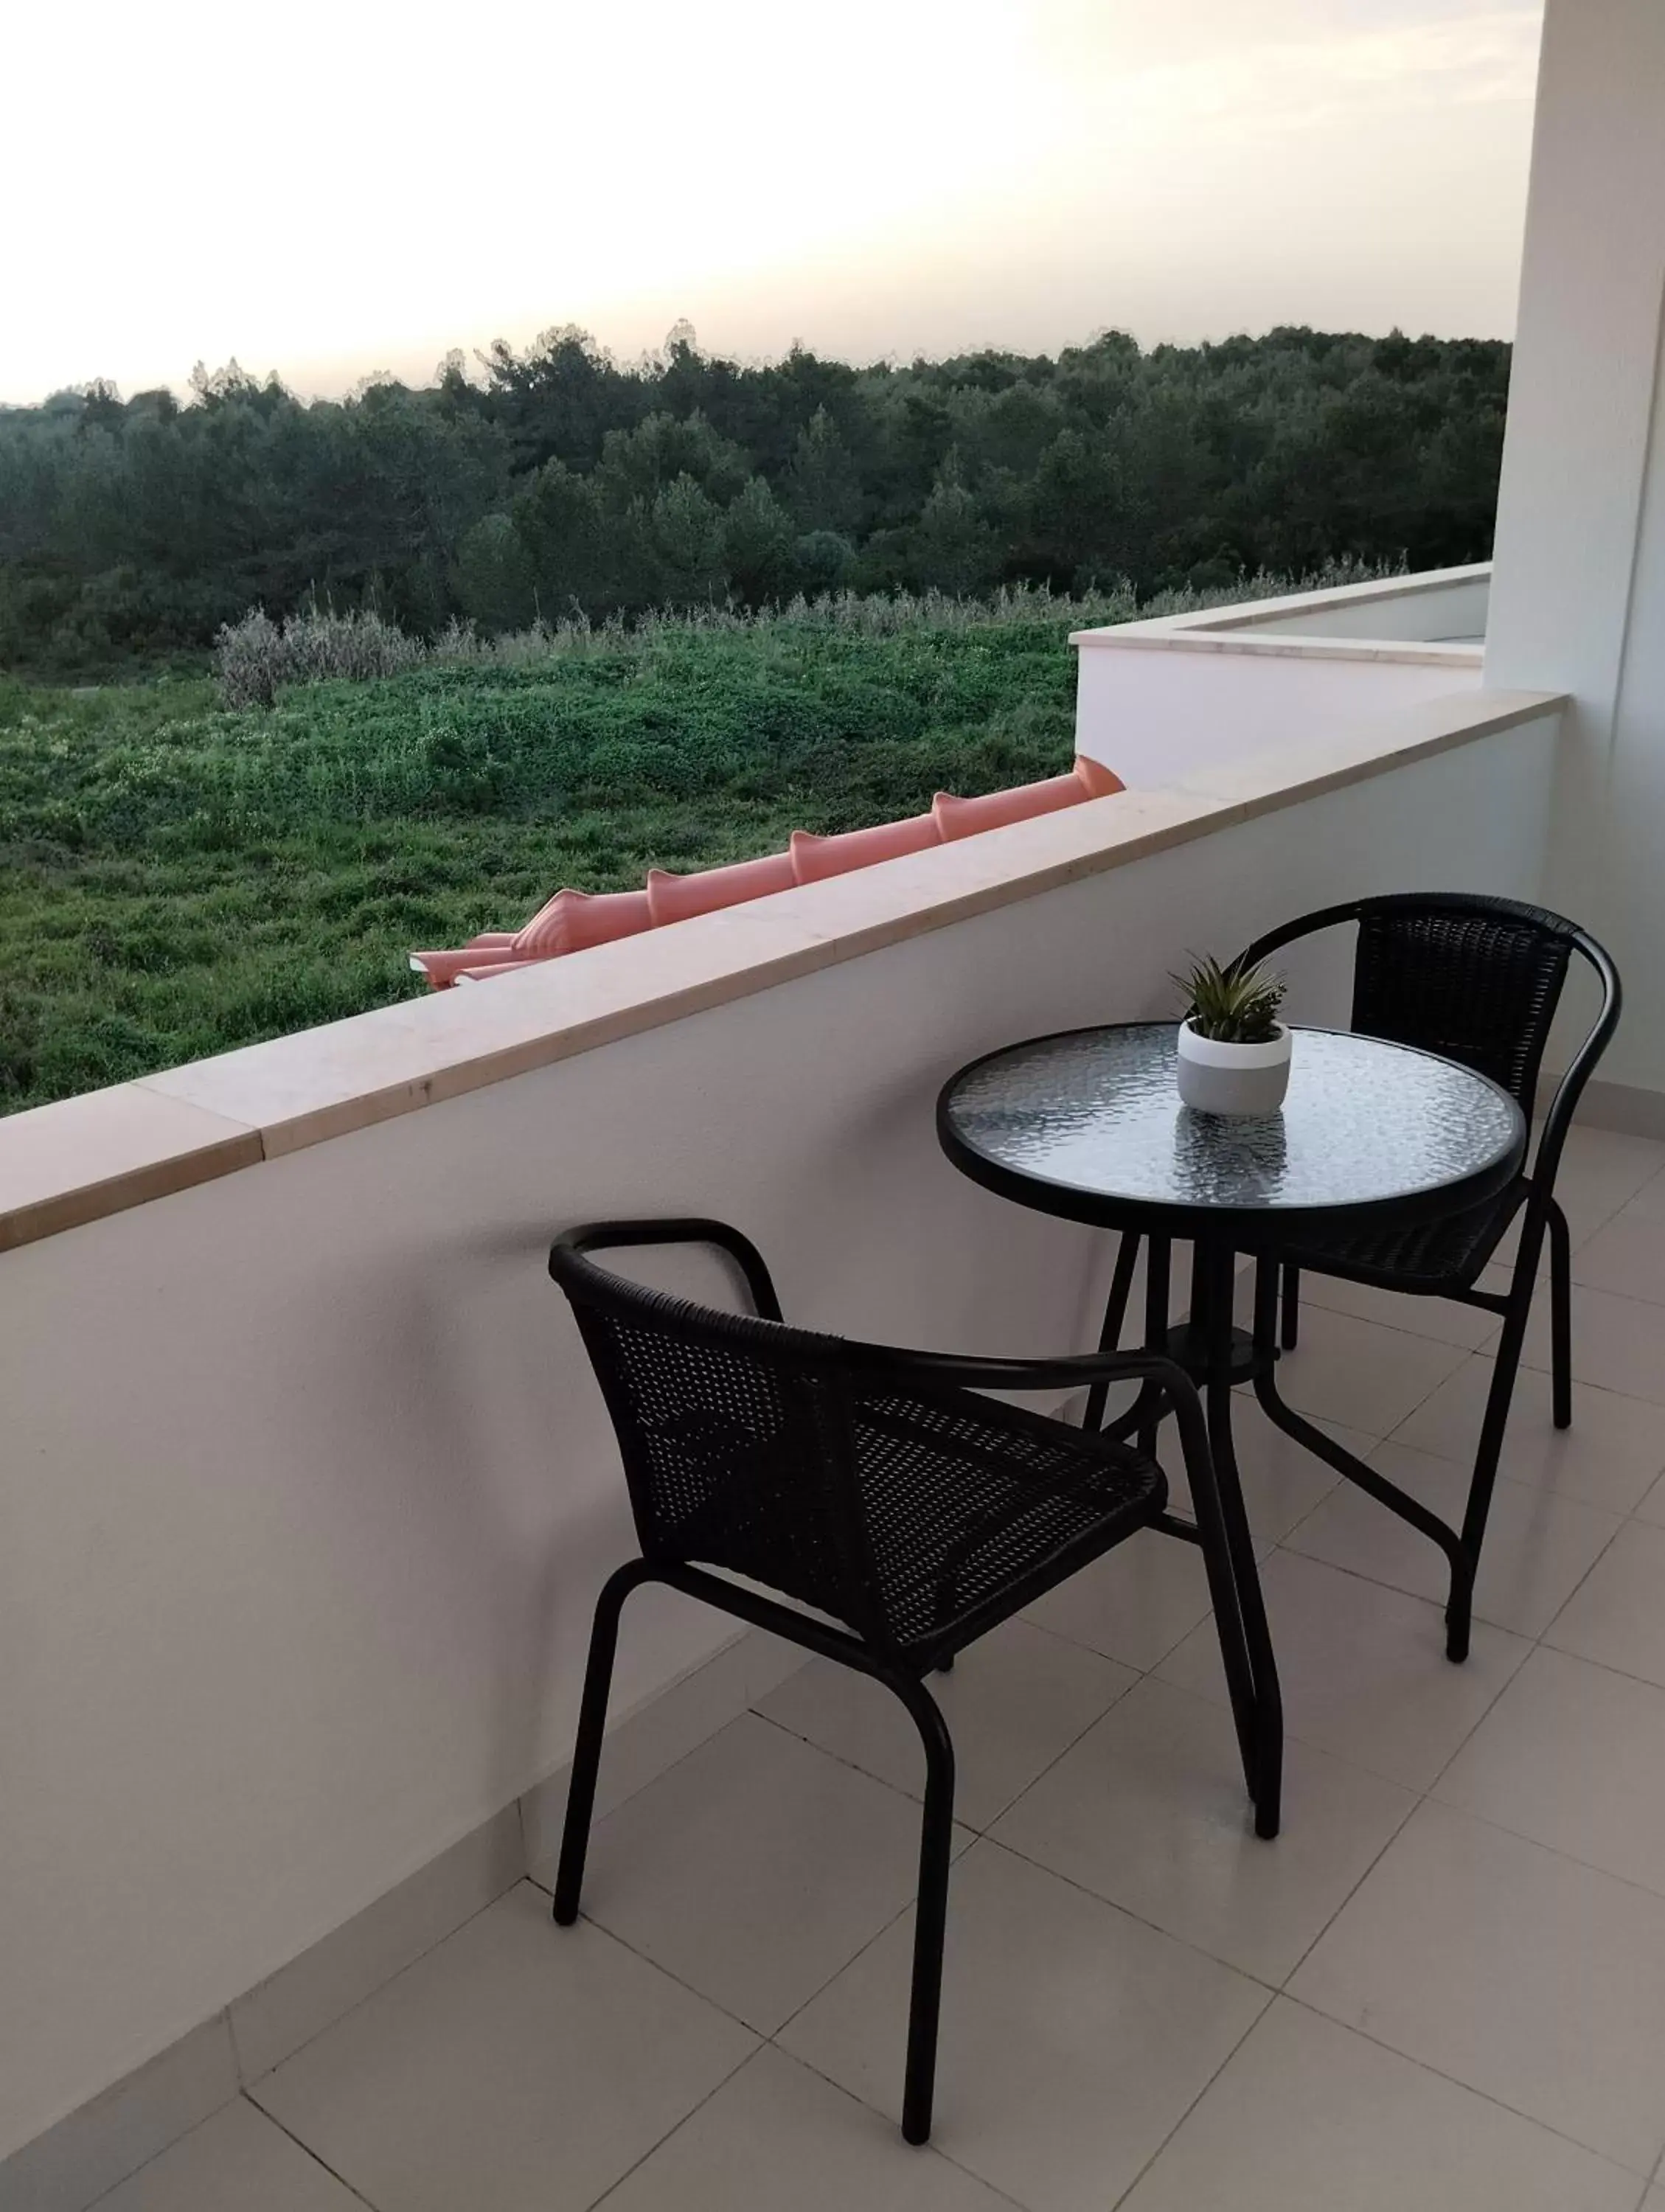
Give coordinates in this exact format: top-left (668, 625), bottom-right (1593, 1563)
top-left (633, 1386), bottom-right (1162, 1657)
top-left (1276, 1186), bottom-right (1523, 1293)
top-left (848, 1390), bottom-right (1161, 1655)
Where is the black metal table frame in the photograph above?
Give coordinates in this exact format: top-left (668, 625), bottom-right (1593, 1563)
top-left (938, 1024), bottom-right (1529, 1846)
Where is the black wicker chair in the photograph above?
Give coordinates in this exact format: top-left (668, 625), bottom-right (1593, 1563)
top-left (1094, 894), bottom-right (1619, 1663)
top-left (548, 1218), bottom-right (1259, 2146)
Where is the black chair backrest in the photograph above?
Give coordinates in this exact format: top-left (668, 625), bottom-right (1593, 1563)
top-left (1237, 892), bottom-right (1621, 1194)
top-left (1350, 903), bottom-right (1571, 1112)
top-left (552, 1236), bottom-right (891, 1646)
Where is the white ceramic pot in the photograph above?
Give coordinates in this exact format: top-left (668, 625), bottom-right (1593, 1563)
top-left (1175, 1020), bottom-right (1293, 1116)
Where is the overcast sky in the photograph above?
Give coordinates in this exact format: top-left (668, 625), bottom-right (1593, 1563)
top-left (1, 0), bottom-right (1543, 404)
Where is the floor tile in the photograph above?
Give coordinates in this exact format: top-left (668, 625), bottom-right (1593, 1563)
top-left (1157, 1550), bottom-right (1530, 1790)
top-left (1546, 1520), bottom-right (1665, 1687)
top-left (1521, 1283), bottom-right (1665, 1406)
top-left (252, 1882), bottom-right (756, 2212)
top-left (1118, 1997), bottom-right (1644, 2212)
top-left (1391, 1355), bottom-right (1665, 1514)
top-left (1436, 1645), bottom-right (1665, 1896)
top-left (756, 1617), bottom-right (1135, 1832)
top-left (1575, 1213), bottom-right (1665, 1307)
top-left (576, 1714), bottom-right (959, 2034)
top-left (1290, 1800), bottom-right (1665, 2174)
top-left (779, 1840), bottom-right (1268, 2212)
top-left (1481, 1210), bottom-right (1548, 1281)
top-left (89, 2098), bottom-right (361, 2212)
top-left (524, 1626), bottom-right (810, 1875)
top-left (1262, 1304), bottom-right (1470, 1436)
top-left (1284, 1438), bottom-right (1621, 1636)
top-left (595, 2046), bottom-right (1014, 2212)
top-left (1292, 1269), bottom-right (1504, 1349)
top-left (1475, 1252), bottom-right (1548, 1299)
top-left (1613, 1163), bottom-right (1665, 1227)
top-left (990, 1677), bottom-right (1413, 1983)
top-left (1548, 1128), bottom-right (1665, 1245)
top-left (1635, 1468), bottom-right (1665, 1525)
top-left (1020, 1526), bottom-right (1216, 1671)
top-left (1164, 1401), bottom-right (1360, 1545)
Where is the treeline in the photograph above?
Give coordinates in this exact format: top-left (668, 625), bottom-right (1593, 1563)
top-left (0, 323), bottom-right (1510, 672)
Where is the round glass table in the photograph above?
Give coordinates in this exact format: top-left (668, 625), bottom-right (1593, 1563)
top-left (937, 1022), bottom-right (1526, 1838)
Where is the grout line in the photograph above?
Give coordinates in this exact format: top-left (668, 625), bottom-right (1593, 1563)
top-left (948, 1832), bottom-right (1285, 2000)
top-left (1105, 1981), bottom-right (1276, 2211)
top-left (1275, 1773), bottom-right (1422, 1992)
top-left (959, 1628), bottom-right (1147, 1832)
top-left (580, 2039), bottom-right (762, 2211)
top-left (558, 1900), bottom-right (783, 2031)
top-left (1276, 1472), bottom-right (1627, 1640)
top-left (1406, 1743), bottom-right (1665, 1920)
top-left (1429, 1781), bottom-right (1665, 1918)
top-left (764, 2035), bottom-right (1033, 2211)
top-left (523, 1650), bottom-right (813, 1884)
top-left (228, 2093), bottom-right (383, 2210)
top-left (235, 1878), bottom-right (528, 2087)
top-left (223, 2000), bottom-right (249, 2087)
top-left (763, 1867), bottom-right (942, 2048)
top-left (742, 1703), bottom-right (986, 1829)
top-left (1533, 1624), bottom-right (1665, 1705)
top-left (1273, 1992), bottom-right (1661, 2185)
top-left (1406, 1644), bottom-right (1665, 1933)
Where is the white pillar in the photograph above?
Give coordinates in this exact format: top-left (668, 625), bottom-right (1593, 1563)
top-left (1485, 0), bottom-right (1665, 1102)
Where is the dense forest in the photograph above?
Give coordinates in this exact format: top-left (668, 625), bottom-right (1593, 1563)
top-left (0, 324), bottom-right (1510, 674)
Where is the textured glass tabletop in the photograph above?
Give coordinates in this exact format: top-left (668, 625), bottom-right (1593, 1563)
top-left (940, 1023), bottom-right (1523, 1224)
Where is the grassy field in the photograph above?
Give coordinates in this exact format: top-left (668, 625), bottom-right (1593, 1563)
top-left (0, 588), bottom-right (1173, 1114)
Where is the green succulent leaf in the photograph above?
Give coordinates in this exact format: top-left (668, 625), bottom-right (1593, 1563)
top-left (1172, 953), bottom-right (1287, 1044)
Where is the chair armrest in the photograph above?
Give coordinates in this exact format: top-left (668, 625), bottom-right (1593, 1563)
top-left (845, 1340), bottom-right (1199, 1410)
top-left (849, 1340), bottom-right (1214, 1492)
top-left (551, 1218), bottom-right (784, 1321)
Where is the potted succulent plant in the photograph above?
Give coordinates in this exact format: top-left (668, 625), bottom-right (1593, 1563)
top-left (1172, 953), bottom-right (1292, 1115)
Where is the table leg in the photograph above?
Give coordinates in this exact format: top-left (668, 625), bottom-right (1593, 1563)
top-left (1082, 1232), bottom-right (1141, 1433)
top-left (1195, 1237), bottom-right (1283, 1840)
top-left (1251, 1257), bottom-right (1469, 1658)
top-left (1137, 1237), bottom-right (1171, 1460)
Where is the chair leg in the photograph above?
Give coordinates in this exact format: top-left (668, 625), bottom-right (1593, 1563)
top-left (1448, 1221), bottom-right (1546, 1663)
top-left (552, 1559), bottom-right (655, 1925)
top-left (1280, 1263), bottom-right (1300, 1352)
top-left (1548, 1197), bottom-right (1574, 1430)
top-left (887, 1675), bottom-right (957, 2147)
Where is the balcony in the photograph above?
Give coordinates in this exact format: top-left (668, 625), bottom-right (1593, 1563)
top-left (10, 0), bottom-right (1665, 2191)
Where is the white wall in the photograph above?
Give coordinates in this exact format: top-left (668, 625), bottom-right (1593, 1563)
top-left (1074, 646), bottom-right (1481, 790)
top-left (1486, 0), bottom-right (1665, 1092)
top-left (0, 715), bottom-right (1557, 2160)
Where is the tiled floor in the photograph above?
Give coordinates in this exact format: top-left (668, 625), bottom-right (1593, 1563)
top-left (95, 1123), bottom-right (1665, 2212)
